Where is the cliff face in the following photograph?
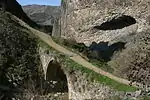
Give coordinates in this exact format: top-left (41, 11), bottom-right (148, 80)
top-left (61, 0), bottom-right (150, 45)
top-left (60, 0), bottom-right (150, 87)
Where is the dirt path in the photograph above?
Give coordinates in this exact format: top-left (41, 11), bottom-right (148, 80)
top-left (15, 16), bottom-right (139, 87)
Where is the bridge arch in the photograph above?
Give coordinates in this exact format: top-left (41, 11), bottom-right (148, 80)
top-left (46, 61), bottom-right (68, 93)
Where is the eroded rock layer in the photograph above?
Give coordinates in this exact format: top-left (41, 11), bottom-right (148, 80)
top-left (61, 0), bottom-right (150, 45)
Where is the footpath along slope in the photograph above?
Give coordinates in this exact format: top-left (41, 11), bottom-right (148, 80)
top-left (15, 15), bottom-right (140, 88)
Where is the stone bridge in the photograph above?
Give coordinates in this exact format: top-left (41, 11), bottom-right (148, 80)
top-left (39, 47), bottom-right (68, 98)
top-left (39, 47), bottom-right (56, 80)
top-left (38, 47), bottom-right (119, 100)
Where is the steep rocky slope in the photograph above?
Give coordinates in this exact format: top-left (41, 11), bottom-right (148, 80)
top-left (0, 10), bottom-right (42, 99)
top-left (23, 5), bottom-right (60, 26)
top-left (109, 30), bottom-right (150, 85)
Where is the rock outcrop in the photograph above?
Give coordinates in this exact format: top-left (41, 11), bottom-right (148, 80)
top-left (109, 30), bottom-right (150, 86)
top-left (60, 0), bottom-right (150, 87)
top-left (61, 0), bottom-right (150, 45)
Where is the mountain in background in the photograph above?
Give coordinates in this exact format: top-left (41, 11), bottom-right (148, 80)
top-left (23, 5), bottom-right (60, 26)
top-left (0, 0), bottom-right (37, 27)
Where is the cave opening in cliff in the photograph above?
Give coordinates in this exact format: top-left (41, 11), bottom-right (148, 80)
top-left (46, 61), bottom-right (68, 93)
top-left (94, 15), bottom-right (136, 30)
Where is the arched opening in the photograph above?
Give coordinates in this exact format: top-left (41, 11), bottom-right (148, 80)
top-left (94, 15), bottom-right (136, 30)
top-left (46, 61), bottom-right (68, 93)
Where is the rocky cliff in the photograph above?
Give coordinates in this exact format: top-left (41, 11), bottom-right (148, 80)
top-left (61, 0), bottom-right (150, 45)
top-left (60, 0), bottom-right (150, 87)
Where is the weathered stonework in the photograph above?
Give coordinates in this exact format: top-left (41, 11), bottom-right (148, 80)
top-left (38, 46), bottom-right (144, 100)
top-left (39, 47), bottom-right (115, 100)
top-left (66, 71), bottom-right (115, 100)
top-left (39, 47), bottom-right (56, 79)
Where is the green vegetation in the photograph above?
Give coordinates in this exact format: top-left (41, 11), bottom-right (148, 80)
top-left (40, 36), bottom-right (137, 92)
top-left (52, 37), bottom-right (87, 53)
top-left (64, 58), bottom-right (137, 92)
top-left (38, 39), bottom-right (62, 55)
top-left (52, 37), bottom-right (115, 73)
top-left (89, 59), bottom-right (114, 73)
top-left (110, 96), bottom-right (122, 100)
top-left (138, 96), bottom-right (150, 100)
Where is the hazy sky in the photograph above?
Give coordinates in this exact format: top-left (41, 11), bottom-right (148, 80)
top-left (17, 0), bottom-right (61, 6)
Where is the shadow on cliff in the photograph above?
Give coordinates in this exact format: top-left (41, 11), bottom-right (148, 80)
top-left (87, 41), bottom-right (126, 61)
top-left (53, 37), bottom-right (126, 62)
top-left (94, 15), bottom-right (136, 30)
